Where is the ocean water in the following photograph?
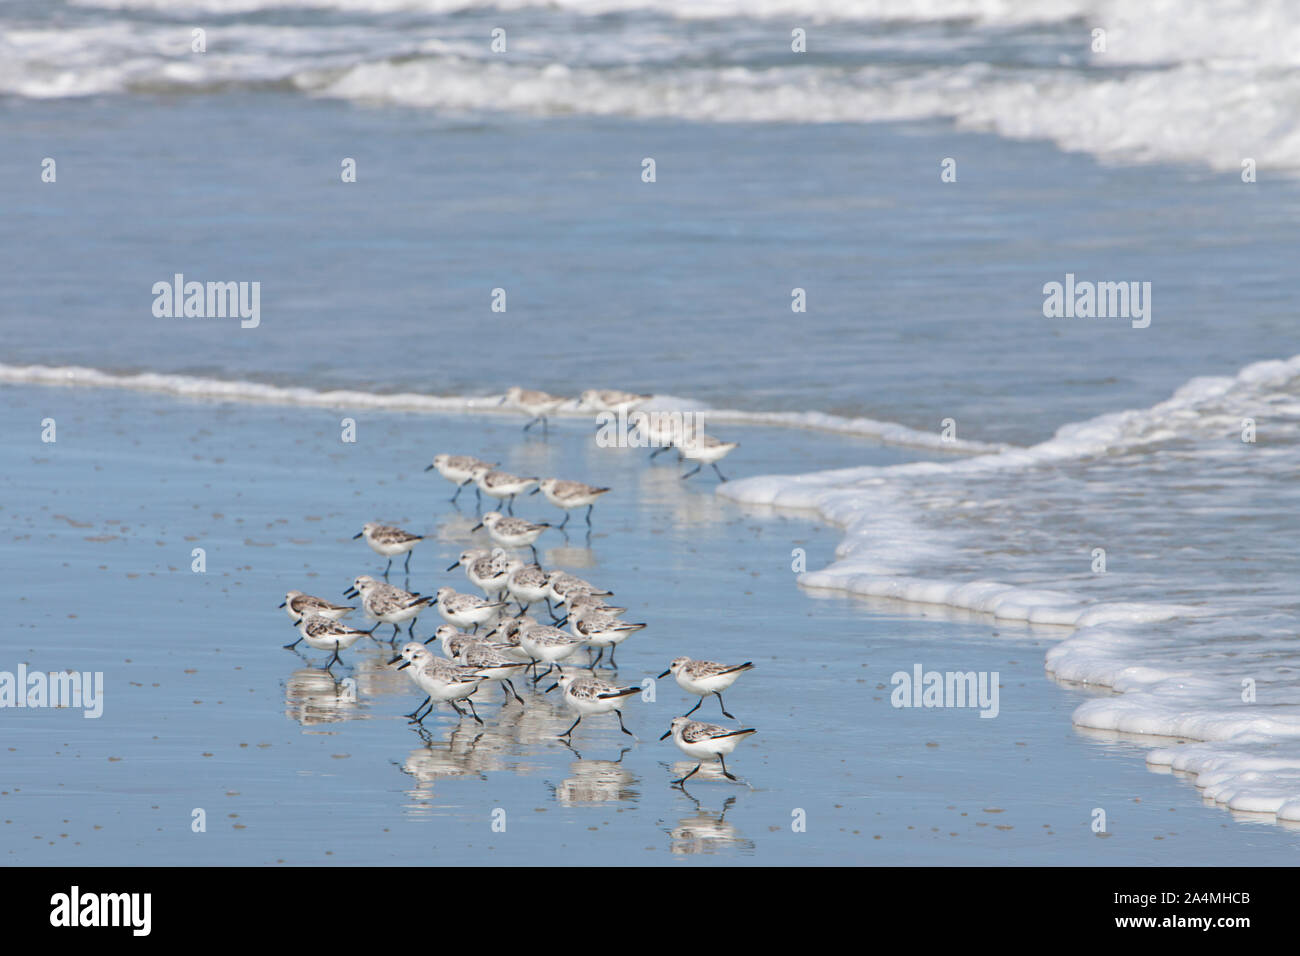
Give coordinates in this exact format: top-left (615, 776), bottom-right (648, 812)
top-left (3, 0), bottom-right (1300, 860)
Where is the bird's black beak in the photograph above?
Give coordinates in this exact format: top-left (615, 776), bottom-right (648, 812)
top-left (344, 587), bottom-right (358, 598)
top-left (278, 601), bottom-right (286, 608)
top-left (447, 561), bottom-right (460, 571)
top-left (424, 464), bottom-right (435, 472)
top-left (387, 654), bottom-right (402, 665)
top-left (528, 487), bottom-right (540, 495)
top-left (470, 523), bottom-right (483, 532)
top-left (544, 683), bottom-right (558, 693)
top-left (352, 531), bottom-right (364, 539)
top-left (659, 729), bottom-right (672, 740)
top-left (657, 669), bottom-right (670, 679)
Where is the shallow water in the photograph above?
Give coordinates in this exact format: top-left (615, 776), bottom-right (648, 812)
top-left (6, 384), bottom-right (1300, 864)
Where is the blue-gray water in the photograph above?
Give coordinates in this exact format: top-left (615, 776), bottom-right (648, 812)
top-left (4, 0), bottom-right (1300, 863)
top-left (7, 386), bottom-right (1300, 864)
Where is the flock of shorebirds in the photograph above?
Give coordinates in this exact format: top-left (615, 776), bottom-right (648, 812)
top-left (278, 387), bottom-right (755, 786)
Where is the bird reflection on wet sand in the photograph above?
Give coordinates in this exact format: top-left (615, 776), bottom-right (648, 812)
top-left (284, 668), bottom-right (364, 727)
top-left (669, 795), bottom-right (751, 855)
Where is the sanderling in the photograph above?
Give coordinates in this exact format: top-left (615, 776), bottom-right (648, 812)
top-left (470, 464), bottom-right (539, 516)
top-left (518, 620), bottom-right (587, 682)
top-left (483, 614), bottom-right (534, 662)
top-left (548, 572), bottom-right (613, 607)
top-left (459, 640), bottom-right (530, 706)
top-left (545, 673), bottom-right (639, 739)
top-left (354, 522), bottom-right (424, 576)
top-left (678, 434), bottom-right (739, 482)
top-left (568, 604), bottom-right (646, 669)
top-left (286, 614), bottom-right (371, 668)
top-left (659, 657), bottom-right (753, 719)
top-left (473, 511), bottom-right (550, 562)
top-left (389, 643), bottom-right (484, 724)
top-left (531, 478), bottom-right (611, 529)
top-left (280, 590), bottom-right (355, 624)
top-left (431, 623), bottom-right (478, 659)
top-left (579, 389), bottom-right (653, 416)
top-left (448, 548), bottom-right (517, 596)
top-left (501, 386), bottom-right (566, 434)
top-left (660, 716), bottom-right (757, 784)
top-left (634, 411), bottom-right (698, 460)
top-left (426, 454), bottom-right (498, 505)
top-left (435, 586), bottom-right (507, 632)
top-left (345, 575), bottom-right (433, 640)
top-left (552, 590), bottom-right (627, 627)
top-left (505, 564), bottom-right (552, 615)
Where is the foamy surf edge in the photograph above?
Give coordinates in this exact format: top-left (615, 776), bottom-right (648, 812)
top-left (0, 362), bottom-right (1004, 454)
top-left (722, 351), bottom-right (1300, 824)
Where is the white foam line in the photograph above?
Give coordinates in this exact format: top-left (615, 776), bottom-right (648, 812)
top-left (720, 351), bottom-right (1300, 822)
top-left (0, 362), bottom-right (1005, 453)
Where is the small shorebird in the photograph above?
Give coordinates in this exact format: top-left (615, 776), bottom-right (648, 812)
top-left (578, 389), bottom-right (652, 416)
top-left (447, 548), bottom-right (516, 596)
top-left (473, 511), bottom-right (550, 562)
top-left (344, 575), bottom-right (433, 640)
top-left (501, 386), bottom-right (566, 434)
top-left (353, 522), bottom-right (424, 576)
top-left (286, 614), bottom-right (370, 668)
top-left (661, 717), bottom-right (757, 785)
top-left (469, 464), bottom-right (538, 515)
top-left (426, 454), bottom-right (498, 504)
top-left (431, 623), bottom-right (478, 659)
top-left (459, 640), bottom-right (529, 707)
top-left (546, 673), bottom-right (639, 739)
top-left (531, 478), bottom-right (611, 529)
top-left (557, 592), bottom-right (627, 624)
top-left (483, 614), bottom-right (534, 662)
top-left (659, 657), bottom-right (753, 719)
top-left (677, 434), bottom-right (739, 482)
top-left (280, 590), bottom-right (354, 624)
top-left (568, 605), bottom-right (646, 669)
top-left (548, 572), bottom-right (613, 608)
top-left (518, 621), bottom-right (586, 683)
top-left (505, 564), bottom-right (552, 615)
top-left (390, 643), bottom-right (484, 724)
top-left (634, 411), bottom-right (697, 460)
top-left (435, 586), bottom-right (506, 632)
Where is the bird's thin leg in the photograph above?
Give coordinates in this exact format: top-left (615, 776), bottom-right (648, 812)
top-left (585, 505), bottom-right (594, 527)
top-left (505, 679), bottom-right (525, 706)
top-left (383, 558), bottom-right (392, 579)
top-left (712, 464), bottom-right (728, 482)
top-left (283, 637), bottom-right (303, 650)
top-left (680, 464), bottom-right (701, 480)
top-left (465, 698), bottom-right (484, 725)
top-left (672, 763), bottom-right (701, 786)
top-left (557, 513), bottom-right (569, 530)
top-left (559, 715), bottom-right (581, 739)
top-left (404, 551), bottom-right (413, 574)
top-left (616, 710), bottom-right (634, 737)
top-left (716, 693), bottom-right (735, 719)
top-left (718, 755), bottom-right (737, 781)
top-left (683, 697), bottom-right (702, 718)
top-left (404, 696), bottom-right (431, 720)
